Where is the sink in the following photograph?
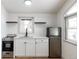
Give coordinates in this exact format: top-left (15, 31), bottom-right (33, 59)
top-left (14, 35), bottom-right (33, 39)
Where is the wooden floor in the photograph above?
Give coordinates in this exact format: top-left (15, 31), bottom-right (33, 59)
top-left (2, 57), bottom-right (61, 59)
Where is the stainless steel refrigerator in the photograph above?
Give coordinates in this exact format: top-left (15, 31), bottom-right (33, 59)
top-left (47, 27), bottom-right (61, 58)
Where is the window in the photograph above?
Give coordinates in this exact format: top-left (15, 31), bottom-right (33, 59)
top-left (19, 17), bottom-right (34, 34)
top-left (65, 3), bottom-right (77, 42)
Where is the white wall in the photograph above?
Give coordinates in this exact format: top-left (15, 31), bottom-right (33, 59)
top-left (1, 4), bottom-right (8, 38)
top-left (57, 0), bottom-right (77, 59)
top-left (6, 13), bottom-right (57, 37)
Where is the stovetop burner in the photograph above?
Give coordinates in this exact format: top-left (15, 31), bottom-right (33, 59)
top-left (2, 36), bottom-right (14, 41)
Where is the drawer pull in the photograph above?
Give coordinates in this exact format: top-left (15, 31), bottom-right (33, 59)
top-left (24, 42), bottom-right (26, 44)
top-left (41, 40), bottom-right (43, 42)
top-left (6, 53), bottom-right (10, 54)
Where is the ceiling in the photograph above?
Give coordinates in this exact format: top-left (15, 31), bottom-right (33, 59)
top-left (2, 0), bottom-right (66, 13)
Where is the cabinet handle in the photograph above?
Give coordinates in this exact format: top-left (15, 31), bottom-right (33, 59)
top-left (41, 40), bottom-right (43, 42)
top-left (24, 42), bottom-right (26, 44)
top-left (24, 42), bottom-right (28, 44)
top-left (35, 42), bottom-right (37, 44)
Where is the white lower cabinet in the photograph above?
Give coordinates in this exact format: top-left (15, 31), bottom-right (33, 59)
top-left (36, 39), bottom-right (48, 57)
top-left (14, 39), bottom-right (25, 56)
top-left (14, 39), bottom-right (35, 57)
top-left (25, 39), bottom-right (35, 57)
top-left (14, 38), bottom-right (49, 57)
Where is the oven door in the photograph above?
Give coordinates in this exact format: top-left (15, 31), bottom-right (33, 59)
top-left (2, 41), bottom-right (13, 51)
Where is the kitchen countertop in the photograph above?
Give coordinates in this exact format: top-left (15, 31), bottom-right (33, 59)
top-left (14, 36), bottom-right (49, 39)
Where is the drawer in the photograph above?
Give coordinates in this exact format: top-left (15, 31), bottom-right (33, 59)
top-left (36, 39), bottom-right (48, 43)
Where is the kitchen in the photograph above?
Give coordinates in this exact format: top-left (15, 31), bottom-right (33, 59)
top-left (1, 0), bottom-right (77, 59)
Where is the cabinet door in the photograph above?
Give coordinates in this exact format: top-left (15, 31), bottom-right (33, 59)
top-left (36, 39), bottom-right (48, 57)
top-left (14, 39), bottom-right (25, 56)
top-left (49, 37), bottom-right (61, 58)
top-left (25, 39), bottom-right (35, 57)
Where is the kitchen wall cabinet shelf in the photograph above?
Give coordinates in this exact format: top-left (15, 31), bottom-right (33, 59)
top-left (6, 21), bottom-right (18, 23)
top-left (34, 22), bottom-right (46, 24)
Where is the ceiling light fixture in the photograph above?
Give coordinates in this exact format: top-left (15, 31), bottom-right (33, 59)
top-left (24, 0), bottom-right (32, 6)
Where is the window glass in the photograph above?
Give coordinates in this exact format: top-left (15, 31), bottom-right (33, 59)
top-left (68, 16), bottom-right (77, 28)
top-left (67, 29), bottom-right (77, 41)
top-left (19, 19), bottom-right (33, 34)
top-left (65, 2), bottom-right (77, 42)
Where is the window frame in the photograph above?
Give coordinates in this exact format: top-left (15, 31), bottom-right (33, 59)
top-left (18, 17), bottom-right (34, 34)
top-left (64, 12), bottom-right (77, 46)
top-left (63, 2), bottom-right (77, 45)
top-left (65, 13), bottom-right (77, 40)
